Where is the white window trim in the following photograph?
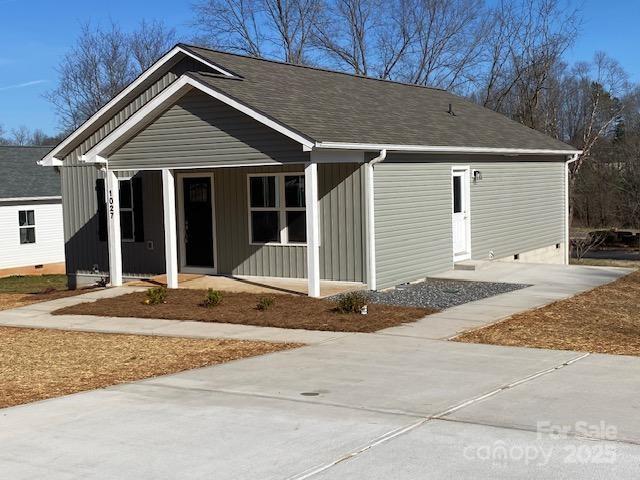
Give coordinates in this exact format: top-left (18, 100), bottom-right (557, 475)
top-left (247, 173), bottom-right (310, 246)
top-left (18, 209), bottom-right (36, 245)
top-left (118, 179), bottom-right (135, 243)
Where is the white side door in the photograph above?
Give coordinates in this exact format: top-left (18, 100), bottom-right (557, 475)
top-left (452, 168), bottom-right (470, 260)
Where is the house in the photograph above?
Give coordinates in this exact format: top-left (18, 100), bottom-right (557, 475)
top-left (39, 44), bottom-right (580, 295)
top-left (0, 145), bottom-right (65, 276)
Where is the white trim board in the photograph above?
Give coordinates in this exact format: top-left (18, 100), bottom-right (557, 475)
top-left (315, 141), bottom-right (582, 157)
top-left (81, 74), bottom-right (314, 163)
top-left (39, 45), bottom-right (239, 167)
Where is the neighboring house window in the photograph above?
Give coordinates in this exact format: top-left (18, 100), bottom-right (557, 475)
top-left (95, 177), bottom-right (145, 243)
top-left (18, 210), bottom-right (36, 244)
top-left (248, 173), bottom-right (306, 244)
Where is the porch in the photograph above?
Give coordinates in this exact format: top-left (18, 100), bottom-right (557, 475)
top-left (103, 160), bottom-right (375, 298)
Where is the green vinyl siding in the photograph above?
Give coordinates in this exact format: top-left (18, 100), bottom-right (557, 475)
top-left (374, 157), bottom-right (566, 290)
top-left (109, 90), bottom-right (307, 170)
top-left (214, 163), bottom-right (366, 282)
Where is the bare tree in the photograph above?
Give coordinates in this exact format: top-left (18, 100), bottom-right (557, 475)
top-left (46, 21), bottom-right (177, 132)
top-left (11, 126), bottom-right (31, 146)
top-left (130, 20), bottom-right (177, 70)
top-left (398, 0), bottom-right (488, 91)
top-left (0, 124), bottom-right (8, 145)
top-left (192, 0), bottom-right (264, 57)
top-left (478, 0), bottom-right (581, 126)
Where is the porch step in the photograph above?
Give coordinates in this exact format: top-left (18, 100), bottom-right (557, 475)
top-left (454, 260), bottom-right (490, 271)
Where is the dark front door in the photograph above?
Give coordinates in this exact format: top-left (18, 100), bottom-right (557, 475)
top-left (183, 177), bottom-right (214, 268)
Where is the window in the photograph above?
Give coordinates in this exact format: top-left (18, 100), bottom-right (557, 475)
top-left (248, 174), bottom-right (307, 244)
top-left (18, 210), bottom-right (35, 244)
top-left (119, 179), bottom-right (135, 241)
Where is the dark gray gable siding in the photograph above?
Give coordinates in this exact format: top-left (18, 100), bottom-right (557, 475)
top-left (0, 146), bottom-right (59, 199)
top-left (109, 90), bottom-right (307, 170)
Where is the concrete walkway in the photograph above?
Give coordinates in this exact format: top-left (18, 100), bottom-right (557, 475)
top-left (1, 263), bottom-right (638, 478)
top-left (0, 262), bottom-right (627, 344)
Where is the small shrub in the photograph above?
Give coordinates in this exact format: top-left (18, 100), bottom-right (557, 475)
top-left (336, 291), bottom-right (368, 314)
top-left (144, 286), bottom-right (167, 305)
top-left (256, 297), bottom-right (275, 311)
top-left (202, 289), bottom-right (223, 307)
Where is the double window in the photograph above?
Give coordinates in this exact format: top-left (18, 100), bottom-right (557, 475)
top-left (18, 210), bottom-right (36, 244)
top-left (248, 174), bottom-right (307, 244)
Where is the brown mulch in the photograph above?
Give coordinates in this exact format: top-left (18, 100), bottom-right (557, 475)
top-left (53, 290), bottom-right (435, 333)
top-left (0, 326), bottom-right (299, 408)
top-left (456, 270), bottom-right (640, 356)
top-left (0, 289), bottom-right (96, 311)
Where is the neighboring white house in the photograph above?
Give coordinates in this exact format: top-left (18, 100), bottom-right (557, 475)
top-left (0, 146), bottom-right (65, 276)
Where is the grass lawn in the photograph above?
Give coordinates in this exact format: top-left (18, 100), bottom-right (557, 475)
top-left (53, 289), bottom-right (435, 333)
top-left (456, 270), bottom-right (640, 356)
top-left (0, 274), bottom-right (95, 311)
top-left (0, 326), bottom-right (299, 408)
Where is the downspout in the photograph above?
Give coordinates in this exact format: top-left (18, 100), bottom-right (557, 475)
top-left (564, 153), bottom-right (580, 265)
top-left (366, 149), bottom-right (386, 290)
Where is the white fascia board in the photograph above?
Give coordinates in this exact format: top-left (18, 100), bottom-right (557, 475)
top-left (40, 45), bottom-right (238, 166)
top-left (315, 142), bottom-right (582, 156)
top-left (0, 195), bottom-right (62, 203)
top-left (83, 75), bottom-right (314, 161)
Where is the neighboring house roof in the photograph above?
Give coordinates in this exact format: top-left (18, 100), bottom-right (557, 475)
top-left (183, 44), bottom-right (576, 152)
top-left (0, 146), bottom-right (60, 199)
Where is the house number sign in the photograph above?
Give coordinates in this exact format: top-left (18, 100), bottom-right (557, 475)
top-left (109, 190), bottom-right (115, 219)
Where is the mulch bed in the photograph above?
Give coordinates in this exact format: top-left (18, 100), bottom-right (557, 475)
top-left (0, 326), bottom-right (299, 408)
top-left (456, 270), bottom-right (640, 356)
top-left (53, 290), bottom-right (435, 333)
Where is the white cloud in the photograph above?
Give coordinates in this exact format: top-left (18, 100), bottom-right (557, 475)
top-left (0, 80), bottom-right (47, 92)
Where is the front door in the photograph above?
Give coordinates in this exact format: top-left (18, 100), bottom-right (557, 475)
top-left (182, 176), bottom-right (215, 269)
top-left (452, 168), bottom-right (470, 260)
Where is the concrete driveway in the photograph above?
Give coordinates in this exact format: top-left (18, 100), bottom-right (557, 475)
top-left (1, 263), bottom-right (639, 478)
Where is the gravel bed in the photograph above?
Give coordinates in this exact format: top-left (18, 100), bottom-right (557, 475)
top-left (339, 279), bottom-right (530, 310)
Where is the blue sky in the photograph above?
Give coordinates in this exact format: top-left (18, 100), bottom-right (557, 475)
top-left (1, 0), bottom-right (639, 136)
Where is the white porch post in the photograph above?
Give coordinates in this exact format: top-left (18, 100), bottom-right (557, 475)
top-left (105, 169), bottom-right (123, 287)
top-left (162, 169), bottom-right (179, 289)
top-left (305, 161), bottom-right (321, 297)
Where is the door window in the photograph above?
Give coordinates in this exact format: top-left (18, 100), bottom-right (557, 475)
top-left (453, 175), bottom-right (462, 213)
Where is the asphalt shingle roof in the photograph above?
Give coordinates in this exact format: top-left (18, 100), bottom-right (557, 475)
top-left (183, 44), bottom-right (576, 152)
top-left (0, 146), bottom-right (60, 199)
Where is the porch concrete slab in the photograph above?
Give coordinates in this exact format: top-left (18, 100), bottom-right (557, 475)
top-left (142, 334), bottom-right (579, 417)
top-left (378, 316), bottom-right (487, 340)
top-left (130, 273), bottom-right (365, 298)
top-left (448, 353), bottom-right (640, 443)
top-left (0, 384), bottom-right (413, 480)
top-left (310, 419), bottom-right (640, 479)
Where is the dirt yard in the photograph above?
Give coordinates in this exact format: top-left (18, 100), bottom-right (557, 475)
top-left (53, 289), bottom-right (435, 333)
top-left (0, 274), bottom-right (95, 311)
top-left (456, 270), bottom-right (640, 356)
top-left (0, 326), bottom-right (299, 408)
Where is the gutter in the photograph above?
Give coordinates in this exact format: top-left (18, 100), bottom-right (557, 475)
top-left (365, 149), bottom-right (386, 291)
top-left (564, 152), bottom-right (580, 264)
top-left (315, 141), bottom-right (582, 157)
